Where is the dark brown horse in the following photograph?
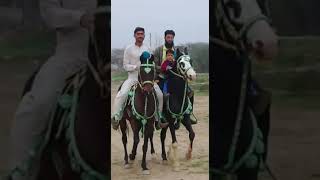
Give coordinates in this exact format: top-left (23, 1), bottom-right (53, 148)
top-left (119, 52), bottom-right (158, 175)
top-left (12, 2), bottom-right (111, 180)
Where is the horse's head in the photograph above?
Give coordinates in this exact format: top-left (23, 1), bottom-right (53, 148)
top-left (219, 0), bottom-right (278, 60)
top-left (175, 48), bottom-right (196, 81)
top-left (139, 51), bottom-right (156, 93)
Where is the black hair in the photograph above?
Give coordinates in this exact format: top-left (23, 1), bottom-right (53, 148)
top-left (134, 27), bottom-right (145, 34)
top-left (164, 30), bottom-right (175, 37)
top-left (166, 49), bottom-right (174, 55)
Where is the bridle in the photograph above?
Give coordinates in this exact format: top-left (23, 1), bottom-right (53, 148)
top-left (211, 0), bottom-right (271, 53)
top-left (138, 55), bottom-right (156, 90)
top-left (86, 5), bottom-right (111, 98)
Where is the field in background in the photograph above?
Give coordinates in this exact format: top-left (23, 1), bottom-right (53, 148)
top-left (112, 71), bottom-right (209, 96)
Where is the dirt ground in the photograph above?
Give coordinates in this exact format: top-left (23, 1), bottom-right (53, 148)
top-left (0, 61), bottom-right (320, 180)
top-left (110, 81), bottom-right (209, 180)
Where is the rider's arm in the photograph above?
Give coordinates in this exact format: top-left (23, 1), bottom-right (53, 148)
top-left (39, 0), bottom-right (86, 29)
top-left (123, 47), bottom-right (138, 72)
top-left (161, 60), bottom-right (168, 72)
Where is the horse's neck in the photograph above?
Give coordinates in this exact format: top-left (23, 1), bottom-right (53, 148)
top-left (169, 71), bottom-right (187, 102)
top-left (134, 86), bottom-right (156, 116)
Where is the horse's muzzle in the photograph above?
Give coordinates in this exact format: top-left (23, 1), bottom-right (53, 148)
top-left (142, 83), bottom-right (153, 93)
top-left (186, 69), bottom-right (197, 81)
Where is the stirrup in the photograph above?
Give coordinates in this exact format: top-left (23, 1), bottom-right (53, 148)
top-left (111, 116), bottom-right (120, 130)
top-left (190, 113), bottom-right (198, 125)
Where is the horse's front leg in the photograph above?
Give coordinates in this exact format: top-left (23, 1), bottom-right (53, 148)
top-left (182, 114), bottom-right (195, 160)
top-left (168, 118), bottom-right (179, 170)
top-left (160, 126), bottom-right (168, 161)
top-left (120, 119), bottom-right (130, 168)
top-left (141, 122), bottom-right (152, 175)
top-left (149, 129), bottom-right (156, 160)
top-left (129, 119), bottom-right (140, 161)
top-left (169, 119), bottom-right (177, 144)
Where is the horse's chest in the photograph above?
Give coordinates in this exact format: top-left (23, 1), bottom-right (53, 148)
top-left (133, 92), bottom-right (156, 116)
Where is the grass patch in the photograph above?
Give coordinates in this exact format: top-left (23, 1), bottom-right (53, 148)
top-left (111, 71), bottom-right (127, 82)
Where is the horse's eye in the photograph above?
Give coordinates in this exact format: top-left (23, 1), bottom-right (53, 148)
top-left (180, 62), bottom-right (185, 69)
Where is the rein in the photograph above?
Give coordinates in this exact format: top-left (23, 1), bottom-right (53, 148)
top-left (166, 66), bottom-right (192, 123)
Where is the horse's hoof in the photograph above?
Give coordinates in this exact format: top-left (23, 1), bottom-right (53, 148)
top-left (186, 148), bottom-right (192, 160)
top-left (142, 170), bottom-right (150, 175)
top-left (124, 164), bottom-right (130, 169)
top-left (174, 122), bottom-right (180, 130)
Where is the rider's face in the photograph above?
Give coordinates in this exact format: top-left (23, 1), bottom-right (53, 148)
top-left (165, 34), bottom-right (174, 44)
top-left (166, 53), bottom-right (174, 61)
top-left (134, 31), bottom-right (145, 43)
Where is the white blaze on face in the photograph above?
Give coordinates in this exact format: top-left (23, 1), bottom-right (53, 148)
top-left (226, 0), bottom-right (278, 60)
top-left (179, 56), bottom-right (196, 81)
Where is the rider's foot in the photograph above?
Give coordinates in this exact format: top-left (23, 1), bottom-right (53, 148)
top-left (164, 93), bottom-right (170, 99)
top-left (159, 121), bottom-right (169, 128)
top-left (111, 117), bottom-right (120, 130)
top-left (174, 121), bottom-right (180, 130)
top-left (159, 113), bottom-right (169, 128)
top-left (155, 113), bottom-right (169, 130)
top-left (155, 121), bottom-right (161, 130)
top-left (190, 114), bottom-right (197, 125)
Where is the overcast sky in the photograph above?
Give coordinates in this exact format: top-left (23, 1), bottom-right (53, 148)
top-left (111, 0), bottom-right (209, 49)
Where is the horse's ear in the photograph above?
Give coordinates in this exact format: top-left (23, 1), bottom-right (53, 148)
top-left (176, 48), bottom-right (181, 56)
top-left (150, 54), bottom-right (155, 63)
top-left (184, 47), bottom-right (188, 55)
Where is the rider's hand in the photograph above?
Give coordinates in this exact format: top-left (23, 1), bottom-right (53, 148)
top-left (134, 61), bottom-right (141, 70)
top-left (80, 12), bottom-right (95, 30)
top-left (166, 66), bottom-right (172, 70)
